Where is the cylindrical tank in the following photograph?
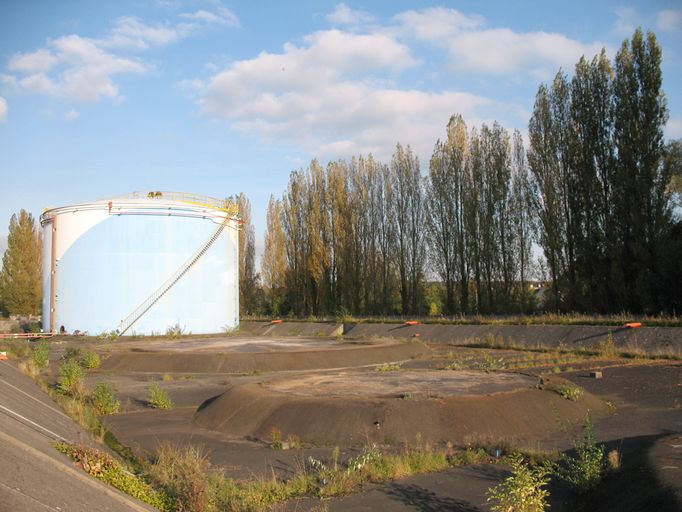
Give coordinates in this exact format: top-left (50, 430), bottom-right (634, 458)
top-left (40, 192), bottom-right (240, 336)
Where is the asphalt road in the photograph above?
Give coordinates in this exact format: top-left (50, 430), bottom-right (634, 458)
top-left (0, 360), bottom-right (157, 512)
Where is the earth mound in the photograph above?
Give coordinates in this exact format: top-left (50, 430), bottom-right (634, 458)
top-left (194, 369), bottom-right (609, 446)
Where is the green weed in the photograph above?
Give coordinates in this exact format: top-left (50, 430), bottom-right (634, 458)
top-left (91, 382), bottom-right (120, 415)
top-left (80, 351), bottom-right (101, 369)
top-left (59, 359), bottom-right (85, 397)
top-left (486, 453), bottom-right (553, 512)
top-left (147, 382), bottom-right (173, 410)
top-left (559, 416), bottom-right (605, 491)
top-left (375, 363), bottom-right (401, 372)
top-left (55, 442), bottom-right (171, 510)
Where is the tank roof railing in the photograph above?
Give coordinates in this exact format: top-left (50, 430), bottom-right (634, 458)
top-left (120, 191), bottom-right (240, 215)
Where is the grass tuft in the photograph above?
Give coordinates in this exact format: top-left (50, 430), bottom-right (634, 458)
top-left (147, 382), bottom-right (173, 409)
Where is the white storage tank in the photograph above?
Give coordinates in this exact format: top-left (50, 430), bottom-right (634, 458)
top-left (40, 192), bottom-right (240, 336)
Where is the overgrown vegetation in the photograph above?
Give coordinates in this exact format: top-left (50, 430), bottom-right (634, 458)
top-left (374, 362), bottom-right (401, 372)
top-left (80, 350), bottom-right (101, 369)
top-left (55, 442), bottom-right (172, 510)
top-left (148, 442), bottom-right (209, 512)
top-left (59, 359), bottom-right (85, 397)
top-left (147, 382), bottom-right (174, 409)
top-left (31, 341), bottom-right (50, 369)
top-left (486, 453), bottom-right (553, 512)
top-left (91, 382), bottom-right (121, 415)
top-left (556, 384), bottom-right (583, 402)
top-left (558, 416), bottom-right (606, 491)
top-left (165, 323), bottom-right (185, 338)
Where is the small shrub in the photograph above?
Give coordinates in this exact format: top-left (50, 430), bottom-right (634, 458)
top-left (18, 360), bottom-right (40, 378)
top-left (147, 383), bottom-right (173, 409)
top-left (375, 363), bottom-right (401, 372)
top-left (162, 373), bottom-right (174, 382)
top-left (31, 341), bottom-right (50, 370)
top-left (597, 332), bottom-right (618, 358)
top-left (59, 359), bottom-right (85, 397)
top-left (486, 453), bottom-right (553, 512)
top-left (149, 442), bottom-right (209, 512)
top-left (270, 427), bottom-right (283, 449)
top-left (92, 382), bottom-right (120, 415)
top-left (607, 449), bottom-right (621, 471)
top-left (166, 323), bottom-right (185, 339)
top-left (559, 416), bottom-right (605, 491)
top-left (557, 384), bottom-right (583, 402)
top-left (81, 351), bottom-right (101, 369)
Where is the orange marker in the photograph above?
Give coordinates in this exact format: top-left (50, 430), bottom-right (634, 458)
top-left (624, 322), bottom-right (642, 328)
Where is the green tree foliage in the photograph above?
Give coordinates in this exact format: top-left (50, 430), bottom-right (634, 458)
top-left (262, 28), bottom-right (679, 317)
top-left (261, 195), bottom-right (287, 315)
top-left (0, 210), bottom-right (42, 316)
top-left (529, 28), bottom-right (678, 313)
top-left (232, 193), bottom-right (258, 315)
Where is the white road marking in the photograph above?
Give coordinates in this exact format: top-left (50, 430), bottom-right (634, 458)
top-left (0, 404), bottom-right (68, 442)
top-left (0, 374), bottom-right (71, 420)
top-left (0, 481), bottom-right (61, 512)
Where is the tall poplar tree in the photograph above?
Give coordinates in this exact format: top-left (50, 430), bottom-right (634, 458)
top-left (233, 193), bottom-right (257, 315)
top-left (261, 196), bottom-right (287, 314)
top-left (612, 28), bottom-right (670, 311)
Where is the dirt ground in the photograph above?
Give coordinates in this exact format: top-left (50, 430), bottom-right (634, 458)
top-left (40, 325), bottom-right (682, 511)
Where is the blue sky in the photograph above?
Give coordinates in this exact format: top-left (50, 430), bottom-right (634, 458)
top-left (0, 1), bottom-right (681, 258)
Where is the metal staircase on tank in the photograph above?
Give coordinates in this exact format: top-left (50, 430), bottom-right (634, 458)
top-left (118, 214), bottom-right (232, 336)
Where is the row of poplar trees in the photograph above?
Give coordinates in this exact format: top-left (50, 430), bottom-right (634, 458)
top-left (258, 29), bottom-right (682, 317)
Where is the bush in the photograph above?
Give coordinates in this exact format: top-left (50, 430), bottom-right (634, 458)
top-left (597, 332), bottom-right (618, 358)
top-left (149, 442), bottom-right (209, 512)
top-left (31, 341), bottom-right (50, 370)
top-left (556, 384), bottom-right (583, 402)
top-left (81, 351), bottom-right (101, 369)
top-left (147, 382), bottom-right (173, 409)
top-left (92, 382), bottom-right (120, 415)
top-left (165, 323), bottom-right (185, 339)
top-left (59, 359), bottom-right (85, 397)
top-left (559, 416), bottom-right (605, 491)
top-left (486, 453), bottom-right (553, 512)
top-left (375, 363), bottom-right (401, 372)
top-left (62, 346), bottom-right (82, 361)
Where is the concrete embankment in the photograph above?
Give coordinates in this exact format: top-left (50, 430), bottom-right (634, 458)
top-left (242, 320), bottom-right (682, 355)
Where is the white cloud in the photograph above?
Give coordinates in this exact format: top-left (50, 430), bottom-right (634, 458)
top-left (613, 7), bottom-right (637, 36)
top-left (657, 9), bottom-right (682, 32)
top-left (199, 29), bottom-right (492, 161)
top-left (65, 109), bottom-right (79, 121)
top-left (393, 7), bottom-right (485, 40)
top-left (0, 96), bottom-right (7, 122)
top-left (104, 17), bottom-right (184, 49)
top-left (180, 7), bottom-right (238, 27)
top-left (9, 35), bottom-right (145, 102)
top-left (8, 48), bottom-right (58, 73)
top-left (105, 6), bottom-right (238, 49)
top-left (192, 6), bottom-right (605, 161)
top-left (4, 4), bottom-right (237, 102)
top-left (326, 4), bottom-right (373, 26)
top-left (447, 29), bottom-right (605, 76)
top-left (392, 7), bottom-right (606, 77)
